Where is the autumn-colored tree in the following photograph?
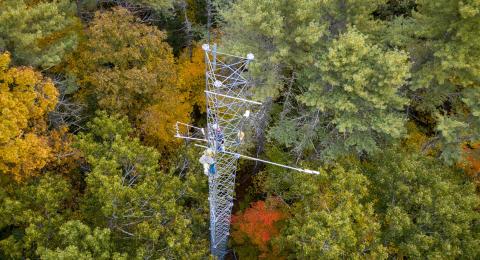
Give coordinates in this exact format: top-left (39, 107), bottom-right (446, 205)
top-left (459, 143), bottom-right (480, 190)
top-left (41, 126), bottom-right (83, 200)
top-left (177, 44), bottom-right (207, 113)
top-left (0, 52), bottom-right (58, 181)
top-left (231, 197), bottom-right (286, 258)
top-left (67, 7), bottom-right (191, 151)
top-left (67, 7), bottom-right (175, 116)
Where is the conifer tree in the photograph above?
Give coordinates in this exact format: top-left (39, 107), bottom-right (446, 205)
top-left (364, 148), bottom-right (480, 258)
top-left (407, 0), bottom-right (480, 163)
top-left (76, 112), bottom-right (208, 258)
top-left (0, 0), bottom-right (80, 68)
top-left (299, 29), bottom-right (410, 158)
top-left (222, 0), bottom-right (410, 159)
top-left (256, 154), bottom-right (387, 258)
top-left (221, 0), bottom-right (386, 99)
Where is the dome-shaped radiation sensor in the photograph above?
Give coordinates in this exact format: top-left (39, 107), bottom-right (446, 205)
top-left (214, 80), bottom-right (223, 88)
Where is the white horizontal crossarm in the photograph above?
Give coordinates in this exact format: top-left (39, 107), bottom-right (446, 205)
top-left (234, 152), bottom-right (320, 175)
top-left (175, 135), bottom-right (208, 142)
top-left (175, 122), bottom-right (207, 142)
top-left (194, 144), bottom-right (320, 175)
top-left (205, 90), bottom-right (262, 105)
top-left (202, 44), bottom-right (251, 60)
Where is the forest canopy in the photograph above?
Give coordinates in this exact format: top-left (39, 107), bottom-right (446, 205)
top-left (0, 0), bottom-right (479, 259)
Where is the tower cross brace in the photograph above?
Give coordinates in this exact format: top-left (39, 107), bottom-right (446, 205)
top-left (175, 44), bottom-right (319, 259)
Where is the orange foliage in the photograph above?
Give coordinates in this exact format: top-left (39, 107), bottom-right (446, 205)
top-left (459, 142), bottom-right (480, 190)
top-left (46, 126), bottom-right (80, 176)
top-left (141, 44), bottom-right (207, 151)
top-left (0, 52), bottom-right (58, 181)
top-left (66, 8), bottom-right (195, 152)
top-left (177, 44), bottom-right (207, 112)
top-left (231, 197), bottom-right (287, 258)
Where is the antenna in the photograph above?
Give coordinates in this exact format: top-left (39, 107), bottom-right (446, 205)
top-left (174, 44), bottom-right (318, 259)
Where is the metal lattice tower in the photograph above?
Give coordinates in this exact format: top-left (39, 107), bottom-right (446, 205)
top-left (204, 44), bottom-right (259, 257)
top-left (175, 44), bottom-right (319, 259)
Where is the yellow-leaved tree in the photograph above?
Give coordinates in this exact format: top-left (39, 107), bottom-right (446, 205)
top-left (67, 7), bottom-right (192, 152)
top-left (0, 52), bottom-right (58, 181)
top-left (177, 44), bottom-right (207, 113)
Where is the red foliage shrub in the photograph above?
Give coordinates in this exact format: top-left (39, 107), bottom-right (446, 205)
top-left (231, 197), bottom-right (287, 258)
top-left (459, 143), bottom-right (480, 190)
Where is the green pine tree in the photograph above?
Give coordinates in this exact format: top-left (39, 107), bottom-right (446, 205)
top-left (257, 148), bottom-right (387, 258)
top-left (221, 0), bottom-right (410, 160)
top-left (0, 0), bottom-right (80, 68)
top-left (75, 111), bottom-right (209, 259)
top-left (385, 0), bottom-right (480, 163)
top-left (299, 28), bottom-right (410, 158)
top-left (0, 173), bottom-right (72, 259)
top-left (413, 0), bottom-right (480, 163)
top-left (364, 148), bottom-right (480, 258)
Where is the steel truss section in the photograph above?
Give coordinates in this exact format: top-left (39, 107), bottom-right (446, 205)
top-left (203, 44), bottom-right (260, 258)
top-left (174, 44), bottom-right (318, 259)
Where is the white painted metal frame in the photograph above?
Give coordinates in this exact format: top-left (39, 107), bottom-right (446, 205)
top-left (174, 44), bottom-right (318, 259)
top-left (175, 122), bottom-right (207, 142)
top-left (203, 44), bottom-right (260, 258)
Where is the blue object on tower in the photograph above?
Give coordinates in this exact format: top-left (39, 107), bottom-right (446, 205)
top-left (209, 163), bottom-right (216, 175)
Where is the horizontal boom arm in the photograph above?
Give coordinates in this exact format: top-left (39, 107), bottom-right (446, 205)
top-left (194, 144), bottom-right (319, 175)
